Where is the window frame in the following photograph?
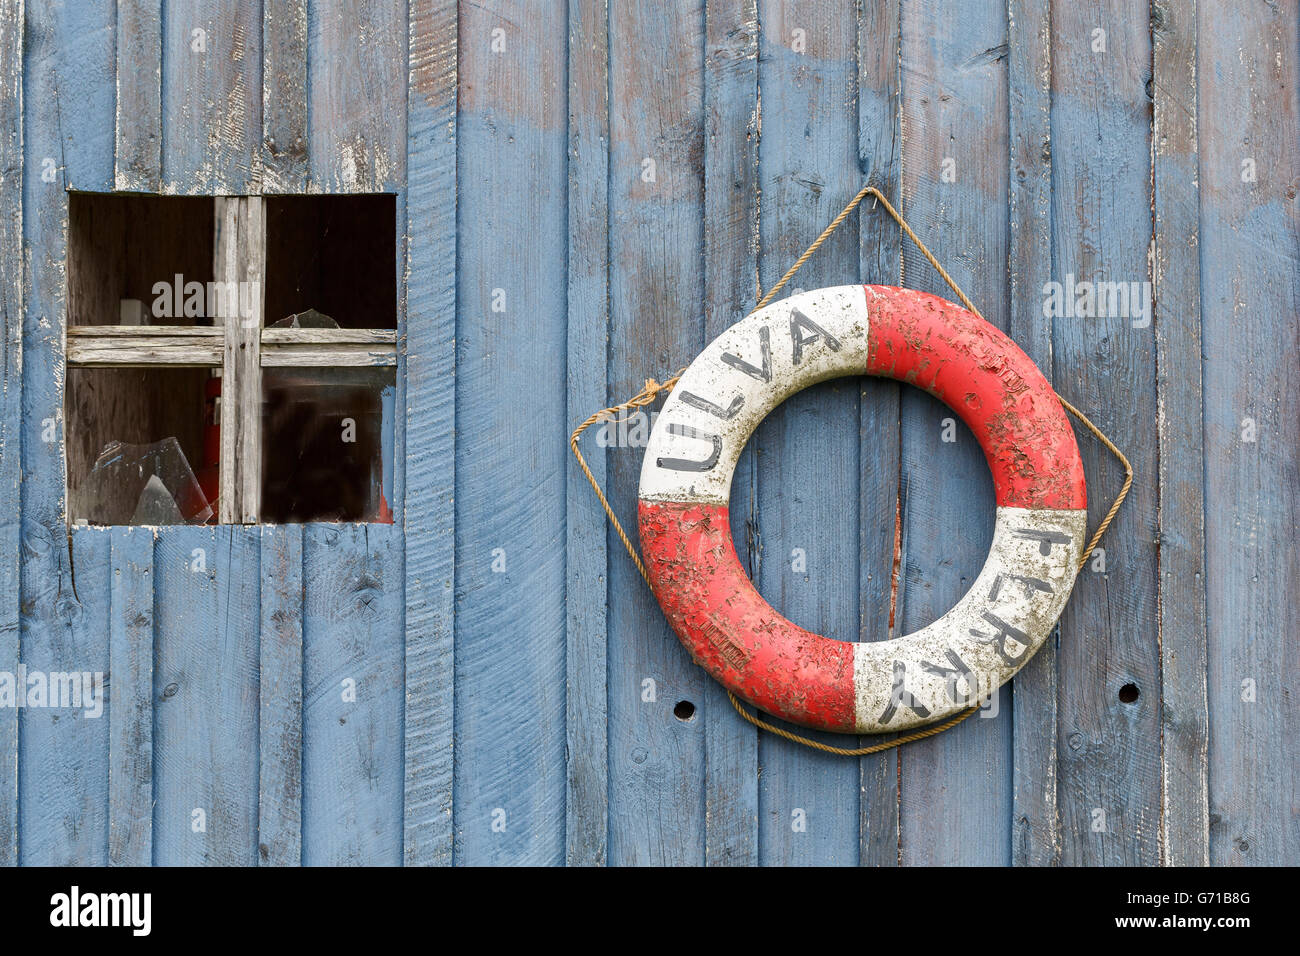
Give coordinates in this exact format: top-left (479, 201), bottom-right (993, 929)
top-left (65, 194), bottom-right (398, 525)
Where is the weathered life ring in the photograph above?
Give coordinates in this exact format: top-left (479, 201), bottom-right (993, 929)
top-left (637, 285), bottom-right (1087, 734)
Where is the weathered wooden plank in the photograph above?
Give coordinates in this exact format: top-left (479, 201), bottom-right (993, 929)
top-left (108, 526), bottom-right (154, 867)
top-left (565, 0), bottom-right (610, 867)
top-left (897, 0), bottom-right (1012, 865)
top-left (1007, 0), bottom-right (1060, 867)
top-left (66, 327), bottom-right (224, 367)
top-left (18, 527), bottom-right (111, 865)
top-left (259, 524), bottom-right (302, 866)
top-left (0, 0), bottom-right (23, 867)
top-left (606, 0), bottom-right (709, 867)
top-left (215, 196), bottom-right (265, 524)
top-left (160, 0), bottom-right (261, 194)
top-left (454, 0), bottom-right (567, 866)
top-left (261, 328), bottom-right (397, 367)
top-left (262, 0), bottom-right (310, 192)
top-left (754, 0), bottom-right (862, 867)
top-left (1051, 0), bottom-right (1160, 866)
top-left (301, 524), bottom-right (402, 865)
top-left (307, 0), bottom-right (406, 191)
top-left (115, 0), bottom-right (162, 191)
top-left (18, 0), bottom-right (115, 866)
top-left (403, 0), bottom-right (457, 867)
top-left (1151, 0), bottom-right (1209, 867)
top-left (701, 0), bottom-right (759, 868)
top-left (153, 526), bottom-right (260, 866)
top-left (1198, 0), bottom-right (1299, 866)
top-left (856, 0), bottom-right (903, 867)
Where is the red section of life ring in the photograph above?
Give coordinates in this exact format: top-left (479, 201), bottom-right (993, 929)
top-left (637, 285), bottom-right (1087, 734)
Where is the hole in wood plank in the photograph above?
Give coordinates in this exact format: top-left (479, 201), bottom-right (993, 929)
top-left (673, 700), bottom-right (696, 722)
top-left (1118, 682), bottom-right (1140, 704)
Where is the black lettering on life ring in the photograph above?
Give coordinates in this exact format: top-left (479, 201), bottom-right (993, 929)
top-left (922, 648), bottom-right (978, 704)
top-left (720, 325), bottom-right (771, 382)
top-left (1013, 527), bottom-right (1073, 556)
top-left (656, 423), bottom-right (722, 472)
top-left (680, 390), bottom-right (744, 420)
top-left (878, 660), bottom-right (932, 724)
top-left (969, 611), bottom-right (1031, 666)
top-left (789, 307), bottom-right (842, 365)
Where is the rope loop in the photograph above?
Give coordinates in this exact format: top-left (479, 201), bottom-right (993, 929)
top-left (570, 184), bottom-right (1134, 755)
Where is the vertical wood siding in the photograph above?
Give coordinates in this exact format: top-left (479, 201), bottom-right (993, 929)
top-left (0, 0), bottom-right (1295, 865)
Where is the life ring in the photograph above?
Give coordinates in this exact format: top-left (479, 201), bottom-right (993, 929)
top-left (637, 285), bottom-right (1087, 734)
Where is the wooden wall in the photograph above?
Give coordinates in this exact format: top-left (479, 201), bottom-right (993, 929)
top-left (0, 0), bottom-right (1295, 866)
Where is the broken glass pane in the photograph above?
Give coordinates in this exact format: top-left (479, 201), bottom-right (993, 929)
top-left (78, 437), bottom-right (213, 526)
top-left (261, 367), bottom-right (395, 523)
top-left (268, 308), bottom-right (339, 329)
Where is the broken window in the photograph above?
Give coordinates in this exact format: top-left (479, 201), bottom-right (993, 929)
top-left (65, 193), bottom-right (397, 526)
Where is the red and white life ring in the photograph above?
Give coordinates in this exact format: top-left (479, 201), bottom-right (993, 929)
top-left (637, 285), bottom-right (1087, 734)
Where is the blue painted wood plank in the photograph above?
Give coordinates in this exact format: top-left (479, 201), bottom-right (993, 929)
top-left (19, 527), bottom-right (111, 865)
top-left (565, 0), bottom-right (611, 867)
top-left (897, 0), bottom-right (1012, 866)
top-left (18, 0), bottom-right (115, 867)
top-left (754, 0), bottom-right (863, 867)
top-left (160, 0), bottom-right (261, 193)
top-left (606, 0), bottom-right (709, 867)
top-left (403, 0), bottom-right (457, 867)
top-left (856, 0), bottom-right (904, 866)
top-left (1050, 0), bottom-right (1161, 866)
top-left (1151, 0), bottom-right (1209, 866)
top-left (701, 0), bottom-right (759, 867)
top-left (0, 0), bottom-right (23, 867)
top-left (302, 524), bottom-right (403, 866)
top-left (153, 527), bottom-right (260, 866)
top-left (454, 0), bottom-right (568, 866)
top-left (108, 527), bottom-right (154, 867)
top-left (259, 525), bottom-right (303, 866)
top-left (1007, 0), bottom-right (1060, 867)
top-left (1198, 0), bottom-right (1299, 866)
top-left (307, 0), bottom-right (406, 191)
top-left (115, 0), bottom-right (162, 191)
top-left (262, 0), bottom-right (310, 193)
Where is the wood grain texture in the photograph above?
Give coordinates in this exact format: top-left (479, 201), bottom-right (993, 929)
top-left (0, 0), bottom-right (22, 867)
top-left (1151, 0), bottom-right (1209, 867)
top-left (302, 524), bottom-right (403, 865)
top-left (454, 0), bottom-right (567, 866)
top-left (702, 0), bottom-right (759, 867)
top-left (403, 0), bottom-right (457, 867)
top-left (20, 527), bottom-right (110, 865)
top-left (262, 0), bottom-right (310, 192)
top-left (754, 0), bottom-right (862, 866)
top-left (1007, 0), bottom-right (1060, 867)
top-left (261, 328), bottom-right (398, 366)
top-left (259, 524), bottom-right (303, 866)
top-left (1050, 0), bottom-right (1161, 866)
top-left (215, 196), bottom-right (265, 524)
top-left (307, 0), bottom-right (406, 191)
top-left (7, 0), bottom-right (1300, 870)
top-left (108, 526), bottom-right (153, 866)
top-left (898, 0), bottom-right (1012, 865)
top-left (66, 327), bottom-right (224, 366)
top-left (856, 0), bottom-right (903, 866)
top-left (565, 0), bottom-right (611, 867)
top-left (1198, 0), bottom-right (1299, 866)
top-left (160, 0), bottom-right (261, 194)
top-left (115, 0), bottom-right (161, 191)
top-left (606, 0), bottom-right (709, 867)
top-left (19, 0), bottom-right (115, 866)
top-left (152, 527), bottom-right (260, 866)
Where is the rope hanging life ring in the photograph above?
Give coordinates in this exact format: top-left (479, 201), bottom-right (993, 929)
top-left (637, 285), bottom-right (1088, 734)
